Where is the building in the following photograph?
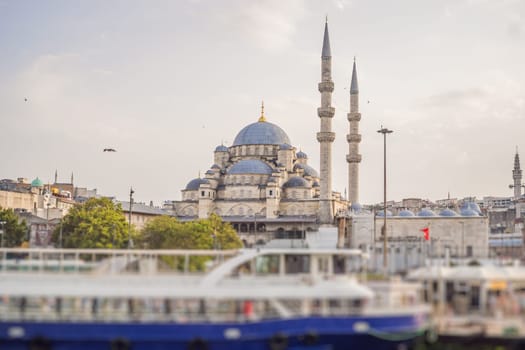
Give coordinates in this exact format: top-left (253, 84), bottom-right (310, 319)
top-left (166, 22), bottom-right (350, 245)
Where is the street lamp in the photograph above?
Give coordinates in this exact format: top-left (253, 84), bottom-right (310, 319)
top-left (128, 187), bottom-right (134, 249)
top-left (377, 126), bottom-right (393, 273)
top-left (0, 220), bottom-right (6, 248)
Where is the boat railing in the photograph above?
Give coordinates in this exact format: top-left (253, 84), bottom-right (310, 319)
top-left (0, 296), bottom-right (366, 323)
top-left (0, 248), bottom-right (240, 275)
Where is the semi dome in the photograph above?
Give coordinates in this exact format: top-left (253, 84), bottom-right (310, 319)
top-left (398, 209), bottom-right (415, 217)
top-left (211, 164), bottom-right (221, 169)
top-left (227, 160), bottom-right (273, 175)
top-left (294, 164), bottom-right (319, 178)
top-left (296, 151), bottom-right (308, 159)
top-left (185, 178), bottom-right (209, 190)
top-left (279, 143), bottom-right (293, 150)
top-left (312, 181), bottom-right (320, 187)
top-left (31, 177), bottom-right (44, 187)
top-left (461, 202), bottom-right (481, 215)
top-left (418, 209), bottom-right (436, 217)
top-left (439, 208), bottom-right (458, 217)
top-left (283, 176), bottom-right (311, 188)
top-left (376, 210), bottom-right (393, 217)
top-left (461, 209), bottom-right (478, 217)
top-left (214, 145), bottom-right (228, 152)
top-left (233, 120), bottom-right (291, 146)
top-left (205, 170), bottom-right (214, 175)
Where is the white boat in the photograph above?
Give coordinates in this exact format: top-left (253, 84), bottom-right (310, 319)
top-left (0, 247), bottom-right (431, 350)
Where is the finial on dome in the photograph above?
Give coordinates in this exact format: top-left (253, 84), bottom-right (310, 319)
top-left (258, 100), bottom-right (267, 122)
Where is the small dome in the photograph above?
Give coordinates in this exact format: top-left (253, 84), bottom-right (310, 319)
top-left (283, 176), bottom-right (311, 188)
top-left (214, 145), bottom-right (228, 152)
top-left (376, 210), bottom-right (393, 217)
top-left (398, 209), bottom-right (415, 217)
top-left (211, 164), bottom-right (221, 169)
top-left (279, 143), bottom-right (293, 150)
top-left (296, 151), bottom-right (308, 159)
top-left (350, 202), bottom-right (363, 212)
top-left (294, 164), bottom-right (319, 178)
top-left (233, 121), bottom-right (291, 146)
top-left (418, 209), bottom-right (436, 217)
top-left (461, 209), bottom-right (478, 217)
top-left (185, 178), bottom-right (209, 190)
top-left (461, 202), bottom-right (481, 215)
top-left (205, 170), bottom-right (214, 175)
top-left (31, 177), bottom-right (44, 187)
top-left (228, 160), bottom-right (273, 175)
top-left (312, 181), bottom-right (320, 187)
top-left (439, 208), bottom-right (458, 217)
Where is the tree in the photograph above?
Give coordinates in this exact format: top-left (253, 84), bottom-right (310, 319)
top-left (139, 214), bottom-right (242, 250)
top-left (0, 206), bottom-right (28, 247)
top-left (52, 197), bottom-right (133, 249)
top-left (139, 214), bottom-right (243, 272)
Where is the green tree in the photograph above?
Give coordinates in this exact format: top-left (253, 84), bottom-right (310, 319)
top-left (52, 197), bottom-right (133, 249)
top-left (139, 214), bottom-right (242, 271)
top-left (0, 206), bottom-right (28, 247)
top-left (140, 214), bottom-right (242, 250)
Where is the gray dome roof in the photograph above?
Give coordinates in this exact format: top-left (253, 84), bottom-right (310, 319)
top-left (283, 176), bottom-right (311, 188)
top-left (461, 202), bottom-right (482, 215)
top-left (296, 151), bottom-right (307, 159)
top-left (377, 210), bottom-right (393, 217)
top-left (228, 160), bottom-right (273, 175)
top-left (294, 164), bottom-right (319, 178)
top-left (205, 170), bottom-right (214, 175)
top-left (185, 178), bottom-right (210, 190)
top-left (398, 209), bottom-right (415, 217)
top-left (439, 208), bottom-right (458, 217)
top-left (461, 209), bottom-right (478, 217)
top-left (233, 121), bottom-right (291, 146)
top-left (417, 209), bottom-right (436, 217)
top-left (211, 164), bottom-right (221, 169)
top-left (351, 202), bottom-right (363, 212)
top-left (312, 181), bottom-right (320, 187)
top-left (214, 145), bottom-right (228, 152)
top-left (279, 143), bottom-right (293, 150)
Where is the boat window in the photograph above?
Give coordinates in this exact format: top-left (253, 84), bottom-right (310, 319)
top-left (255, 255), bottom-right (280, 274)
top-left (333, 255), bottom-right (346, 274)
top-left (285, 255), bottom-right (310, 274)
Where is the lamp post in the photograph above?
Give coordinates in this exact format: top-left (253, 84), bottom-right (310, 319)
top-left (377, 126), bottom-right (393, 273)
top-left (128, 187), bottom-right (134, 249)
top-left (0, 220), bottom-right (6, 248)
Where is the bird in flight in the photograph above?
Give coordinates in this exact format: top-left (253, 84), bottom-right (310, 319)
top-left (24, 98), bottom-right (28, 102)
top-left (103, 148), bottom-right (116, 152)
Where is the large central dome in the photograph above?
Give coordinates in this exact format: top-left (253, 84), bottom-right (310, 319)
top-left (233, 120), bottom-right (291, 146)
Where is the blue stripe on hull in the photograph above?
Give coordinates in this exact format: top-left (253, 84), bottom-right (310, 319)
top-left (0, 313), bottom-right (428, 350)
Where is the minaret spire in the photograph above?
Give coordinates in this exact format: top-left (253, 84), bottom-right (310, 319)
top-left (317, 20), bottom-right (336, 224)
top-left (347, 58), bottom-right (362, 205)
top-left (510, 147), bottom-right (523, 199)
top-left (54, 169), bottom-right (58, 184)
top-left (258, 100), bottom-right (266, 122)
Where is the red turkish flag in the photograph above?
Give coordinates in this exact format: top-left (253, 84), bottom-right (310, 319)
top-left (420, 227), bottom-right (430, 241)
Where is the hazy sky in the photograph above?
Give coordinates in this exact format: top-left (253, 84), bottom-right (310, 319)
top-left (1, 0), bottom-right (524, 206)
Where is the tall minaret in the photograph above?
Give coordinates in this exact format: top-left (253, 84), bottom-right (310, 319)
top-left (317, 19), bottom-right (336, 224)
top-left (347, 58), bottom-right (362, 205)
top-left (510, 148), bottom-right (523, 200)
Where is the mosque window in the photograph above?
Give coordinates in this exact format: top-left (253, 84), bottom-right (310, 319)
top-left (250, 176), bottom-right (254, 184)
top-left (241, 176), bottom-right (245, 184)
top-left (292, 190), bottom-right (297, 199)
top-left (269, 190), bottom-right (273, 196)
top-left (304, 190), bottom-right (308, 198)
top-left (240, 189), bottom-right (244, 197)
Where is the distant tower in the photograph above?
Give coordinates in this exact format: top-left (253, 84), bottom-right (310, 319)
top-left (71, 172), bottom-right (74, 185)
top-left (317, 19), bottom-right (336, 224)
top-left (346, 58), bottom-right (362, 205)
top-left (510, 148), bottom-right (523, 200)
top-left (54, 169), bottom-right (58, 184)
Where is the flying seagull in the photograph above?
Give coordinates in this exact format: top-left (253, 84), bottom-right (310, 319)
top-left (103, 148), bottom-right (116, 152)
top-left (24, 98), bottom-right (28, 102)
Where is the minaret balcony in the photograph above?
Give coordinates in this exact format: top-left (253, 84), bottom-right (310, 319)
top-left (317, 132), bottom-right (335, 143)
top-left (347, 112), bottom-right (361, 122)
top-left (317, 107), bottom-right (335, 119)
top-left (346, 154), bottom-right (362, 163)
top-left (346, 134), bottom-right (362, 143)
top-left (318, 81), bottom-right (334, 92)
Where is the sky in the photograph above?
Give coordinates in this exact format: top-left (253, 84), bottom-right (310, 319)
top-left (0, 0), bottom-right (524, 206)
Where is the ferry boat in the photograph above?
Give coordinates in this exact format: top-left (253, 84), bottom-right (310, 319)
top-left (0, 248), bottom-right (430, 350)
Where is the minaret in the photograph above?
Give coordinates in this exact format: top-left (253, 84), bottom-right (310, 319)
top-left (510, 148), bottom-right (523, 199)
top-left (54, 169), bottom-right (58, 184)
top-left (317, 19), bottom-right (336, 224)
top-left (71, 172), bottom-right (74, 185)
top-left (347, 58), bottom-right (362, 205)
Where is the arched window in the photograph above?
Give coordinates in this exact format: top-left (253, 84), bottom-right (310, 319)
top-left (239, 207), bottom-right (244, 215)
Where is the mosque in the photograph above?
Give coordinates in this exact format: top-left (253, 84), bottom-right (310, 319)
top-left (168, 21), bottom-right (361, 245)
